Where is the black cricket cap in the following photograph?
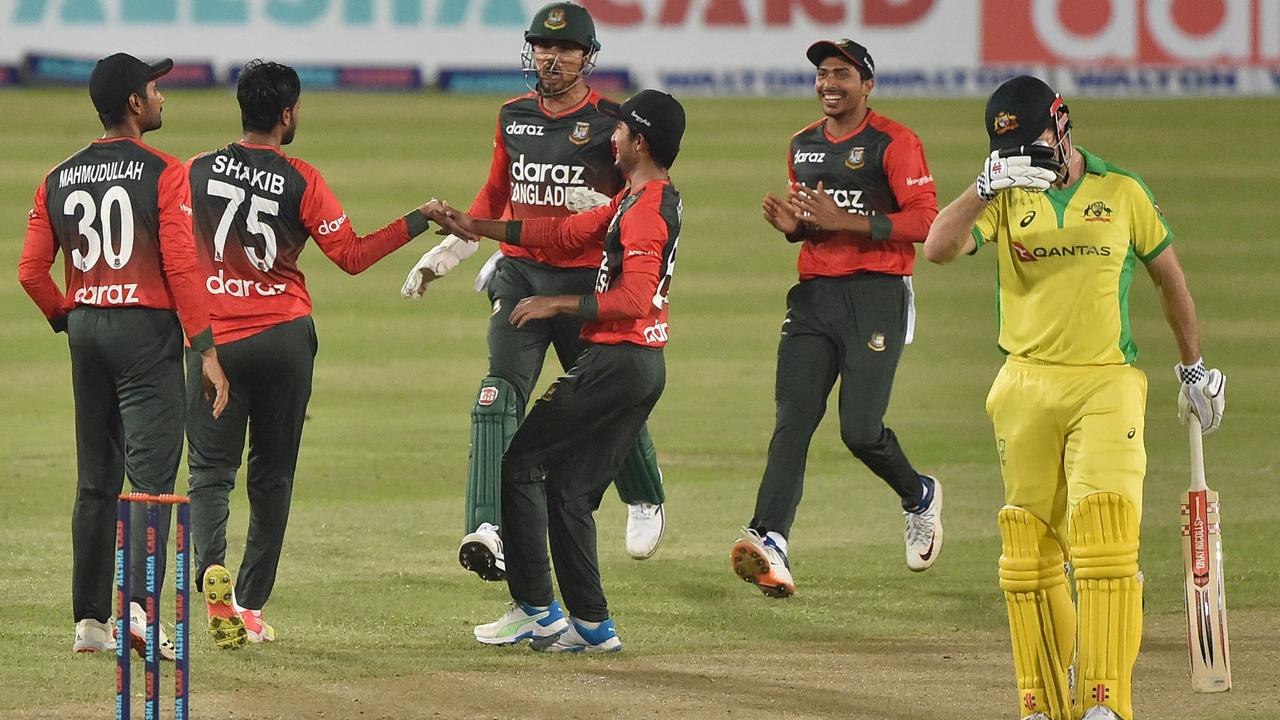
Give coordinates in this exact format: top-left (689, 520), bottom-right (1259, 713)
top-left (986, 75), bottom-right (1061, 152)
top-left (525, 2), bottom-right (600, 53)
top-left (89, 53), bottom-right (173, 114)
top-left (600, 89), bottom-right (686, 168)
top-left (806, 39), bottom-right (875, 78)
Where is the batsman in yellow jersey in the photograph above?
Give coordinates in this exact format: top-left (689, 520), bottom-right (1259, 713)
top-left (923, 76), bottom-right (1227, 720)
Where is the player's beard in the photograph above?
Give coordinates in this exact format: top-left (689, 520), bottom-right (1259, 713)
top-left (142, 99), bottom-right (163, 133)
top-left (282, 123), bottom-right (297, 146)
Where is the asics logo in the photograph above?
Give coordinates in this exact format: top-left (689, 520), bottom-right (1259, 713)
top-left (505, 121), bottom-right (545, 136)
top-left (317, 214), bottom-right (348, 235)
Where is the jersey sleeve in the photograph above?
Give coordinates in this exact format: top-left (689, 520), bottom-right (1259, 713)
top-left (296, 161), bottom-right (414, 275)
top-left (508, 194), bottom-right (619, 249)
top-left (1128, 177), bottom-right (1173, 262)
top-left (594, 197), bottom-right (667, 321)
top-left (970, 196), bottom-right (1002, 252)
top-left (873, 131), bottom-right (938, 243)
top-left (467, 116), bottom-right (512, 220)
top-left (17, 181), bottom-right (70, 331)
top-left (156, 160), bottom-right (215, 351)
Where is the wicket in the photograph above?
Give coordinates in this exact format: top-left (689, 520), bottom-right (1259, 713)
top-left (116, 493), bottom-right (190, 720)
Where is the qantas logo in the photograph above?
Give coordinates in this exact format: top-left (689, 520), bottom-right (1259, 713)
top-left (505, 121), bottom-right (545, 136)
top-left (1012, 241), bottom-right (1037, 262)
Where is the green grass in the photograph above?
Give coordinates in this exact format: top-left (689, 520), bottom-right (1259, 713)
top-left (1, 89), bottom-right (1277, 719)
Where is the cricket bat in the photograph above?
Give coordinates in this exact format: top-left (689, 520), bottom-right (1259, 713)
top-left (1181, 415), bottom-right (1232, 693)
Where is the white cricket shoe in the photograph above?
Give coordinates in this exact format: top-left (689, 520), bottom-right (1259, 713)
top-left (535, 616), bottom-right (622, 653)
top-left (731, 528), bottom-right (795, 598)
top-left (72, 618), bottom-right (116, 654)
top-left (1082, 706), bottom-right (1122, 720)
top-left (625, 503), bottom-right (665, 559)
top-left (904, 475), bottom-right (943, 572)
top-left (473, 600), bottom-right (569, 646)
top-left (459, 522), bottom-right (506, 581)
top-left (1020, 714), bottom-right (1050, 720)
top-left (129, 601), bottom-right (176, 661)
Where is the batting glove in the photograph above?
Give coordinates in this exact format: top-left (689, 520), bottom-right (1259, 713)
top-left (1176, 359), bottom-right (1226, 434)
top-left (976, 146), bottom-right (1061, 202)
top-left (565, 186), bottom-right (611, 213)
top-left (400, 234), bottom-right (480, 299)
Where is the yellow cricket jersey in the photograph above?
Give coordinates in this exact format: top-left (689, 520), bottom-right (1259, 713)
top-left (971, 147), bottom-right (1172, 365)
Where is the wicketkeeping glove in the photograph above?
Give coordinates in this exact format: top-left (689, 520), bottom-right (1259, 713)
top-left (565, 186), bottom-right (612, 213)
top-left (1176, 359), bottom-right (1226, 434)
top-left (976, 145), bottom-right (1062, 202)
top-left (400, 234), bottom-right (480, 299)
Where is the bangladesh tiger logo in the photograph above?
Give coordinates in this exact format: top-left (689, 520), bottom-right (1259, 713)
top-left (1083, 201), bottom-right (1113, 223)
top-left (570, 121), bottom-right (590, 145)
top-left (544, 8), bottom-right (566, 30)
top-left (993, 111), bottom-right (1019, 135)
top-left (845, 147), bottom-right (865, 170)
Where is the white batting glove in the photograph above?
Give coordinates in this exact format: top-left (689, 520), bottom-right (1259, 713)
top-left (1176, 359), bottom-right (1226, 434)
top-left (565, 186), bottom-right (611, 213)
top-left (976, 146), bottom-right (1061, 202)
top-left (474, 250), bottom-right (503, 292)
top-left (400, 234), bottom-right (480, 299)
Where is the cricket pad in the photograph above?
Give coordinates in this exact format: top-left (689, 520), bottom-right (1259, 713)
top-left (1070, 492), bottom-right (1143, 720)
top-left (466, 377), bottom-right (519, 533)
top-left (613, 425), bottom-right (665, 506)
top-left (998, 505), bottom-right (1075, 720)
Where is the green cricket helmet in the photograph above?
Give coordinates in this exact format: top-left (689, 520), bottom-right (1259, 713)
top-left (525, 2), bottom-right (600, 53)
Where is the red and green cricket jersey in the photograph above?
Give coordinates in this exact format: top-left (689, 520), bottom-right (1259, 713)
top-left (510, 178), bottom-right (682, 348)
top-left (19, 136), bottom-right (214, 349)
top-left (787, 110), bottom-right (938, 280)
top-left (186, 143), bottom-right (416, 344)
top-left (470, 88), bottom-right (625, 270)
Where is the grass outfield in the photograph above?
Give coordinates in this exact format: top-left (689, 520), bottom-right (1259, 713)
top-left (1, 89), bottom-right (1277, 719)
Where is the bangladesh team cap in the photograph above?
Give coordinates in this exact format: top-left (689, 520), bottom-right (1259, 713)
top-left (525, 2), bottom-right (600, 53)
top-left (600, 89), bottom-right (686, 168)
top-left (985, 75), bottom-right (1063, 152)
top-left (89, 53), bottom-right (173, 113)
top-left (806, 39), bottom-right (875, 78)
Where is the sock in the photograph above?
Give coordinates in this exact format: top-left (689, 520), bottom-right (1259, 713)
top-left (765, 531), bottom-right (789, 556)
top-left (577, 618), bottom-right (604, 630)
top-left (909, 476), bottom-right (934, 514)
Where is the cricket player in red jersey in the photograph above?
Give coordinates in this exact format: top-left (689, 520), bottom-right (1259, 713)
top-left (731, 40), bottom-right (942, 599)
top-left (435, 89), bottom-right (684, 652)
top-left (184, 61), bottom-right (442, 649)
top-left (401, 1), bottom-right (668, 582)
top-left (18, 53), bottom-right (229, 657)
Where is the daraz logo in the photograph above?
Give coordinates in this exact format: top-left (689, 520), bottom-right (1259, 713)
top-left (1011, 241), bottom-right (1037, 262)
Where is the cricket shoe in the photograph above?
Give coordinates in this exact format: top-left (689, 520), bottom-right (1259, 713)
top-left (72, 618), bottom-right (116, 654)
top-left (1081, 706), bottom-right (1122, 720)
top-left (731, 528), bottom-right (795, 598)
top-left (459, 522), bottom-right (506, 581)
top-left (534, 616), bottom-right (622, 653)
top-left (904, 475), bottom-right (943, 572)
top-left (625, 503), bottom-right (665, 560)
top-left (237, 606), bottom-right (275, 643)
top-left (1019, 714), bottom-right (1050, 720)
top-left (202, 564), bottom-right (246, 649)
top-left (129, 601), bottom-right (176, 661)
top-left (474, 600), bottom-right (569, 646)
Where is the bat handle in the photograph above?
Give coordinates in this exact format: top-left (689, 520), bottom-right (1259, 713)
top-left (1188, 415), bottom-right (1208, 492)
